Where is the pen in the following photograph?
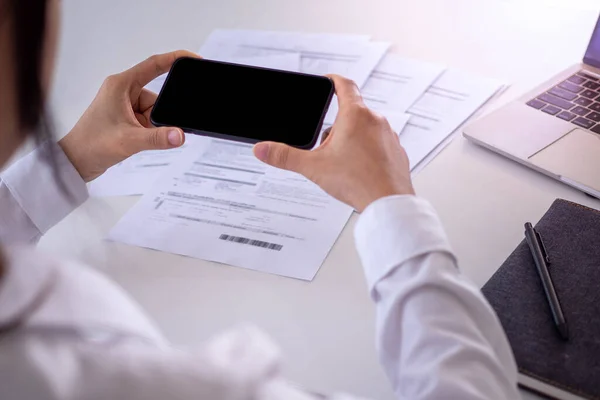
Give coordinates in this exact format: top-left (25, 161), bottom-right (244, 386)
top-left (524, 222), bottom-right (569, 341)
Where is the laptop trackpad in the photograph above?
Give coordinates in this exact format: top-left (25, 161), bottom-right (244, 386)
top-left (529, 128), bottom-right (600, 191)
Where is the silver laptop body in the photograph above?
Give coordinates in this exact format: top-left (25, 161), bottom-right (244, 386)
top-left (464, 14), bottom-right (600, 198)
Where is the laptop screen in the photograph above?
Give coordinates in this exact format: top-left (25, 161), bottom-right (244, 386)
top-left (584, 14), bottom-right (600, 68)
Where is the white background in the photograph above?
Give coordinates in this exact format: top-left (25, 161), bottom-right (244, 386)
top-left (41, 0), bottom-right (600, 398)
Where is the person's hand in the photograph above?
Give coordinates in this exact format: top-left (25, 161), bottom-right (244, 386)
top-left (253, 74), bottom-right (414, 212)
top-left (58, 50), bottom-right (199, 182)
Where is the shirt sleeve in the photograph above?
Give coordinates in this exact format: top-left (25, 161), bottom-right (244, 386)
top-left (0, 142), bottom-right (88, 244)
top-left (354, 195), bottom-right (519, 399)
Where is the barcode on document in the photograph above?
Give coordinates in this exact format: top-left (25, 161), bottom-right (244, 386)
top-left (219, 234), bottom-right (283, 251)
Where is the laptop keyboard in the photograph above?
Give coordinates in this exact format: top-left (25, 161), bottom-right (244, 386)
top-left (526, 71), bottom-right (600, 134)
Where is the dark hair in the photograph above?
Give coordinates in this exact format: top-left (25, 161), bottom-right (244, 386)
top-left (6, 0), bottom-right (70, 196)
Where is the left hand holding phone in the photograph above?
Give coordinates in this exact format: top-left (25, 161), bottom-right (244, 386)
top-left (59, 50), bottom-right (201, 182)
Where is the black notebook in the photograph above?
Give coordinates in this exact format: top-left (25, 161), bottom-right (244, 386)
top-left (482, 199), bottom-right (600, 400)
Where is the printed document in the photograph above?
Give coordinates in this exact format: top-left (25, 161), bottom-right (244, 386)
top-left (108, 137), bottom-right (353, 280)
top-left (89, 54), bottom-right (301, 197)
top-left (361, 54), bottom-right (445, 114)
top-left (88, 135), bottom-right (201, 197)
top-left (400, 69), bottom-right (504, 170)
top-left (199, 29), bottom-right (371, 47)
top-left (199, 30), bottom-right (386, 87)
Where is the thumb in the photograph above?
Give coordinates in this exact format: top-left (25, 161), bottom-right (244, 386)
top-left (131, 127), bottom-right (185, 152)
top-left (253, 141), bottom-right (310, 173)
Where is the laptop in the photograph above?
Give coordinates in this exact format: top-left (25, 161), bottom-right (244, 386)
top-left (464, 14), bottom-right (600, 198)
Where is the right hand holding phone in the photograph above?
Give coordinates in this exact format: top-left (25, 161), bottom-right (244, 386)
top-left (253, 74), bottom-right (415, 212)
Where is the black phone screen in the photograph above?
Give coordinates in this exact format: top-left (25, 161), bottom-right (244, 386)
top-left (151, 57), bottom-right (334, 148)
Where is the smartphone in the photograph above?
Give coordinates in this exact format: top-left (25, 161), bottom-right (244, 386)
top-left (151, 57), bottom-right (334, 149)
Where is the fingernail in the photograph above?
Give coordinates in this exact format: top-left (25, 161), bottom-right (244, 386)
top-left (168, 130), bottom-right (182, 146)
top-left (253, 143), bottom-right (269, 161)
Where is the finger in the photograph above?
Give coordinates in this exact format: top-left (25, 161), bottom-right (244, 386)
top-left (135, 89), bottom-right (158, 128)
top-left (134, 112), bottom-right (150, 128)
top-left (125, 50), bottom-right (201, 91)
top-left (138, 88), bottom-right (158, 113)
top-left (253, 141), bottom-right (312, 174)
top-left (325, 74), bottom-right (363, 108)
top-left (127, 126), bottom-right (185, 154)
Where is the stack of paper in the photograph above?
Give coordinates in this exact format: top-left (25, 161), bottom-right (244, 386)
top-left (99, 29), bottom-right (505, 280)
top-left (108, 136), bottom-right (353, 280)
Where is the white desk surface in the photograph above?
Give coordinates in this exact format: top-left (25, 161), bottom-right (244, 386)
top-left (42, 0), bottom-right (600, 398)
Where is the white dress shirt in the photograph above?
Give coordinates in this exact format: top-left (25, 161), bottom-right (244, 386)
top-left (0, 143), bottom-right (520, 399)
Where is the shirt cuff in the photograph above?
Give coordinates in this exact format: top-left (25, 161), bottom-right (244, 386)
top-left (1, 142), bottom-right (88, 235)
top-left (353, 195), bottom-right (456, 297)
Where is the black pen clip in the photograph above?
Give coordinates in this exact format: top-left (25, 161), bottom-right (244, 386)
top-left (534, 228), bottom-right (550, 264)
